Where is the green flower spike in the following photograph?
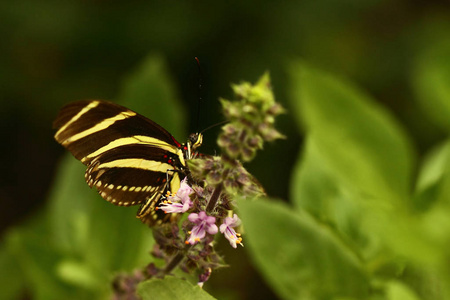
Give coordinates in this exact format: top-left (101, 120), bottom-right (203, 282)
top-left (218, 72), bottom-right (285, 162)
top-left (189, 72), bottom-right (283, 200)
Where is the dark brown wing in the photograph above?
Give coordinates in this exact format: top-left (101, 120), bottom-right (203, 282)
top-left (53, 100), bottom-right (181, 164)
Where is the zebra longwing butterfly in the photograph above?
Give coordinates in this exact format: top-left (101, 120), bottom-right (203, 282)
top-left (53, 100), bottom-right (202, 226)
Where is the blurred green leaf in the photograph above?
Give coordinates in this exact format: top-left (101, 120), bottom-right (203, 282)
top-left (117, 53), bottom-right (187, 139)
top-left (291, 137), bottom-right (372, 252)
top-left (385, 281), bottom-right (421, 300)
top-left (414, 140), bottom-right (450, 210)
top-left (289, 61), bottom-right (414, 204)
top-left (416, 141), bottom-right (450, 293)
top-left (56, 259), bottom-right (104, 290)
top-left (290, 137), bottom-right (439, 272)
top-left (291, 136), bottom-right (341, 215)
top-left (412, 41), bottom-right (450, 133)
top-left (48, 156), bottom-right (98, 255)
top-left (0, 242), bottom-right (27, 299)
top-left (238, 198), bottom-right (370, 300)
top-left (4, 213), bottom-right (86, 300)
top-left (397, 140), bottom-right (450, 292)
top-left (137, 277), bottom-right (216, 300)
top-left (48, 155), bottom-right (154, 281)
top-left (288, 62), bottom-right (450, 271)
top-left (421, 140), bottom-right (450, 204)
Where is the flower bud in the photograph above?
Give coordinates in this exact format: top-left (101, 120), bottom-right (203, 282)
top-left (267, 102), bottom-right (285, 116)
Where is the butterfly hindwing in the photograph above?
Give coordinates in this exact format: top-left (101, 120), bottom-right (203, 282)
top-left (137, 173), bottom-right (181, 226)
top-left (85, 144), bottom-right (182, 206)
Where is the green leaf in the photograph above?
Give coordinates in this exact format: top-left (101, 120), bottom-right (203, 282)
top-left (385, 281), bottom-right (421, 300)
top-left (4, 213), bottom-right (88, 300)
top-left (290, 137), bottom-right (370, 251)
top-left (414, 140), bottom-right (450, 210)
top-left (289, 61), bottom-right (414, 204)
top-left (238, 198), bottom-right (370, 300)
top-left (412, 41), bottom-right (450, 133)
top-left (117, 53), bottom-right (186, 139)
top-left (291, 136), bottom-right (446, 287)
top-left (0, 242), bottom-right (27, 300)
top-left (287, 63), bottom-right (436, 268)
top-left (415, 141), bottom-right (450, 277)
top-left (291, 136), bottom-right (353, 218)
top-left (291, 136), bottom-right (444, 287)
top-left (137, 277), bottom-right (216, 300)
top-left (291, 136), bottom-right (340, 214)
top-left (48, 155), bottom-right (154, 282)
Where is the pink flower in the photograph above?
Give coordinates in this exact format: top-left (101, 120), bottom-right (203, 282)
top-left (158, 178), bottom-right (193, 213)
top-left (220, 214), bottom-right (243, 248)
top-left (186, 211), bottom-right (218, 245)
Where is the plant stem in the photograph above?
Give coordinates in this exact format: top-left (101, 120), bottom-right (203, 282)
top-left (206, 184), bottom-right (222, 213)
top-left (160, 244), bottom-right (193, 276)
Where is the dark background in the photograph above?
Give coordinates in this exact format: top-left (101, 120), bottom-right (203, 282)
top-left (1, 0), bottom-right (450, 298)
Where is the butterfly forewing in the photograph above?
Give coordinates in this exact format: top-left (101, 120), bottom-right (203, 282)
top-left (53, 100), bottom-right (186, 226)
top-left (54, 100), bottom-right (181, 163)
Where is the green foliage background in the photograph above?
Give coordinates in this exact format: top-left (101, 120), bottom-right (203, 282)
top-left (1, 1), bottom-right (450, 299)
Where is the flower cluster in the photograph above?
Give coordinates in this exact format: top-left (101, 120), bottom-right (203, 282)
top-left (188, 156), bottom-right (265, 197)
top-left (156, 180), bottom-right (244, 249)
top-left (218, 72), bottom-right (285, 162)
top-left (113, 73), bottom-right (284, 295)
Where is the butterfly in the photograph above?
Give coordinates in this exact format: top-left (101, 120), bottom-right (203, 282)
top-left (53, 100), bottom-right (202, 226)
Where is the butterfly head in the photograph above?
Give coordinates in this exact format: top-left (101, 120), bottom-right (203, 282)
top-left (183, 133), bottom-right (203, 160)
top-left (189, 133), bottom-right (203, 150)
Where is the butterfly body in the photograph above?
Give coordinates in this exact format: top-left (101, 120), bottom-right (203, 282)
top-left (53, 100), bottom-right (201, 226)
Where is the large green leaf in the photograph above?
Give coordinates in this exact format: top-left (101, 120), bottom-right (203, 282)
top-left (0, 243), bottom-right (25, 300)
top-left (290, 135), bottom-right (445, 290)
top-left (137, 277), bottom-right (216, 300)
top-left (238, 198), bottom-right (370, 300)
top-left (291, 137), bottom-right (373, 253)
top-left (4, 213), bottom-right (91, 300)
top-left (49, 145), bottom-right (154, 286)
top-left (414, 140), bottom-right (450, 298)
top-left (412, 41), bottom-right (450, 133)
top-left (291, 136), bottom-right (342, 216)
top-left (385, 281), bottom-right (421, 300)
top-left (414, 140), bottom-right (450, 210)
top-left (289, 61), bottom-right (414, 204)
top-left (289, 62), bottom-right (450, 271)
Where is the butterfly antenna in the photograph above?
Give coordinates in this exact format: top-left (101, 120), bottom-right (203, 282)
top-left (200, 120), bottom-right (228, 134)
top-left (194, 57), bottom-right (203, 132)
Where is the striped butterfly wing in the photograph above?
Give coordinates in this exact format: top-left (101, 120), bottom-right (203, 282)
top-left (53, 100), bottom-right (185, 225)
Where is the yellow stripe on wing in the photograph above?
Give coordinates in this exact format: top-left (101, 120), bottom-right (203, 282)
top-left (55, 101), bottom-right (100, 140)
top-left (62, 110), bottom-right (136, 145)
top-left (170, 173), bottom-right (181, 193)
top-left (81, 135), bottom-right (180, 163)
top-left (97, 158), bottom-right (173, 173)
